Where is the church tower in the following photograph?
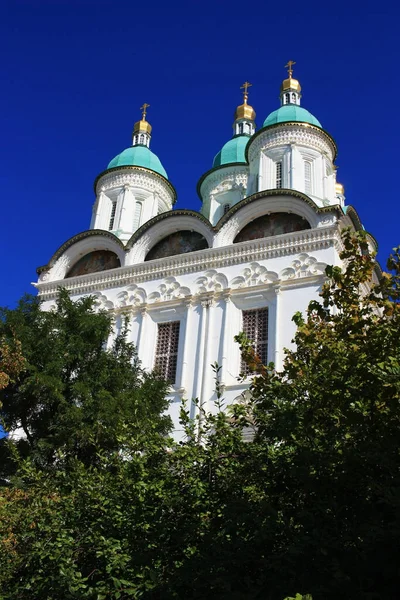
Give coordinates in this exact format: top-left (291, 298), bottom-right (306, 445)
top-left (36, 64), bottom-right (378, 439)
top-left (90, 104), bottom-right (176, 243)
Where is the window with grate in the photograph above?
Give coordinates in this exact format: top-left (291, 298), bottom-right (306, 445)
top-left (109, 201), bottom-right (117, 230)
top-left (304, 161), bottom-right (312, 194)
top-left (154, 321), bottom-right (180, 383)
top-left (241, 308), bottom-right (268, 375)
top-left (133, 202), bottom-right (142, 230)
top-left (276, 161), bottom-right (282, 188)
top-left (223, 203), bottom-right (231, 214)
top-left (285, 93), bottom-right (290, 104)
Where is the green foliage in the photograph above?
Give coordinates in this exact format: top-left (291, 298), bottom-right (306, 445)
top-left (1, 232), bottom-right (400, 599)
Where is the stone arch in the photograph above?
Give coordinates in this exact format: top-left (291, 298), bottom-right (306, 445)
top-left (233, 212), bottom-right (310, 244)
top-left (145, 230), bottom-right (208, 261)
top-left (126, 211), bottom-right (213, 264)
top-left (38, 231), bottom-right (125, 282)
top-left (66, 250), bottom-right (120, 278)
top-left (214, 193), bottom-right (320, 247)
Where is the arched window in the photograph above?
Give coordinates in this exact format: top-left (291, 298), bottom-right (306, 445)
top-left (233, 213), bottom-right (310, 243)
top-left (66, 250), bottom-right (121, 278)
top-left (276, 161), bottom-right (282, 188)
top-left (133, 202), bottom-right (142, 230)
top-left (238, 123), bottom-right (244, 134)
top-left (304, 161), bottom-right (312, 194)
top-left (292, 92), bottom-right (296, 103)
top-left (285, 93), bottom-right (290, 104)
top-left (145, 231), bottom-right (208, 261)
top-left (139, 134), bottom-right (145, 144)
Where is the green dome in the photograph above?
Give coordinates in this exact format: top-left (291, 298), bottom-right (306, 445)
top-left (107, 145), bottom-right (168, 179)
top-left (263, 105), bottom-right (322, 128)
top-left (213, 135), bottom-right (249, 168)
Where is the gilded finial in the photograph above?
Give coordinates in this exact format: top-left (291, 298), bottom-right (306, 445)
top-left (285, 60), bottom-right (296, 79)
top-left (140, 103), bottom-right (150, 120)
top-left (240, 81), bottom-right (252, 104)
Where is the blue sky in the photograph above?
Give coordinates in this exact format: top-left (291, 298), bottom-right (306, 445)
top-left (1, 0), bottom-right (398, 308)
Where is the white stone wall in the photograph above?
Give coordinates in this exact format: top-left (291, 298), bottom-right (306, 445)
top-left (38, 218), bottom-right (342, 440)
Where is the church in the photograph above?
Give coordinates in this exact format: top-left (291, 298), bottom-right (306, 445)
top-left (35, 63), bottom-right (378, 437)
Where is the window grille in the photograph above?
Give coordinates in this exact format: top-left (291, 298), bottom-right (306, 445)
top-left (109, 201), bottom-right (117, 230)
top-left (133, 202), bottom-right (142, 230)
top-left (276, 161), bottom-right (282, 188)
top-left (223, 203), bottom-right (231, 214)
top-left (292, 92), bottom-right (296, 103)
top-left (285, 93), bottom-right (290, 104)
top-left (238, 123), bottom-right (244, 134)
top-left (139, 133), bottom-right (145, 144)
top-left (304, 161), bottom-right (312, 194)
top-left (154, 321), bottom-right (180, 383)
top-left (241, 308), bottom-right (268, 375)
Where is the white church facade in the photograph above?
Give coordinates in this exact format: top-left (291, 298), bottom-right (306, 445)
top-left (35, 65), bottom-right (378, 437)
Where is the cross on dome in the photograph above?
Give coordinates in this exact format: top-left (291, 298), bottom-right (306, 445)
top-left (140, 103), bottom-right (150, 120)
top-left (280, 61), bottom-right (301, 106)
top-left (240, 81), bottom-right (252, 104)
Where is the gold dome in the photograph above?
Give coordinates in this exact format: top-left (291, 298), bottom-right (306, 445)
top-left (281, 76), bottom-right (301, 93)
top-left (234, 81), bottom-right (256, 122)
top-left (133, 118), bottom-right (152, 135)
top-left (234, 101), bottom-right (256, 121)
top-left (335, 182), bottom-right (345, 195)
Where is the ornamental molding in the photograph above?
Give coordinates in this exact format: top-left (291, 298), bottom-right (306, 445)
top-left (195, 269), bottom-right (229, 294)
top-left (280, 253), bottom-right (328, 280)
top-left (200, 167), bottom-right (249, 202)
top-left (39, 255), bottom-right (70, 282)
top-left (37, 225), bottom-right (340, 301)
top-left (116, 284), bottom-right (147, 307)
top-left (148, 276), bottom-right (191, 303)
top-left (248, 126), bottom-right (335, 163)
top-left (96, 169), bottom-right (174, 208)
top-left (230, 262), bottom-right (279, 289)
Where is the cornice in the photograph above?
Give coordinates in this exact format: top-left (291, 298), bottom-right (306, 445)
top-left (36, 230), bottom-right (125, 274)
top-left (94, 165), bottom-right (177, 204)
top-left (246, 122), bottom-right (338, 162)
top-left (36, 225), bottom-right (339, 300)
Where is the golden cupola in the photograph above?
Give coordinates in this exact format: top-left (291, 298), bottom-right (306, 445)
top-left (132, 103), bottom-right (152, 147)
top-left (233, 82), bottom-right (256, 137)
top-left (280, 61), bottom-right (302, 105)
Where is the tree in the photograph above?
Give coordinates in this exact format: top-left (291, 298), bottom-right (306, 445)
top-left (1, 232), bottom-right (400, 599)
top-left (0, 290), bottom-right (171, 474)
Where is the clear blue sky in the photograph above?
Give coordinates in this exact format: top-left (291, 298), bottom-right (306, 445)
top-left (1, 0), bottom-right (398, 308)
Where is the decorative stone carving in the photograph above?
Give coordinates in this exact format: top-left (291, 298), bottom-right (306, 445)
top-left (96, 170), bottom-right (174, 209)
top-left (230, 262), bottom-right (279, 289)
top-left (195, 269), bottom-right (228, 294)
top-left (200, 168), bottom-right (249, 204)
top-left (248, 125), bottom-right (335, 163)
top-left (92, 292), bottom-right (114, 310)
top-left (148, 276), bottom-right (191, 303)
top-left (214, 217), bottom-right (240, 247)
top-left (280, 253), bottom-right (327, 280)
top-left (40, 255), bottom-right (70, 282)
top-left (116, 284), bottom-right (147, 307)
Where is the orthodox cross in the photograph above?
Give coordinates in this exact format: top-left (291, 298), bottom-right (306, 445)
top-left (285, 61), bottom-right (296, 78)
top-left (240, 81), bottom-right (252, 102)
top-left (140, 103), bottom-right (150, 120)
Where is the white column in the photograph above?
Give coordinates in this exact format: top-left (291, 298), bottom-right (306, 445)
top-left (136, 305), bottom-right (147, 364)
top-left (119, 184), bottom-right (135, 233)
top-left (199, 296), bottom-right (214, 414)
top-left (177, 296), bottom-right (193, 396)
top-left (91, 190), bottom-right (109, 230)
top-left (219, 291), bottom-right (232, 388)
top-left (274, 285), bottom-right (281, 370)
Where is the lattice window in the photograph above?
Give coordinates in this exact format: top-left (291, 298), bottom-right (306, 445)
top-left (223, 203), bottom-right (231, 214)
top-left (133, 202), bottom-right (142, 230)
top-left (276, 161), bottom-right (282, 188)
top-left (241, 308), bottom-right (268, 375)
top-left (304, 161), bottom-right (312, 194)
top-left (109, 201), bottom-right (117, 230)
top-left (154, 321), bottom-right (180, 383)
